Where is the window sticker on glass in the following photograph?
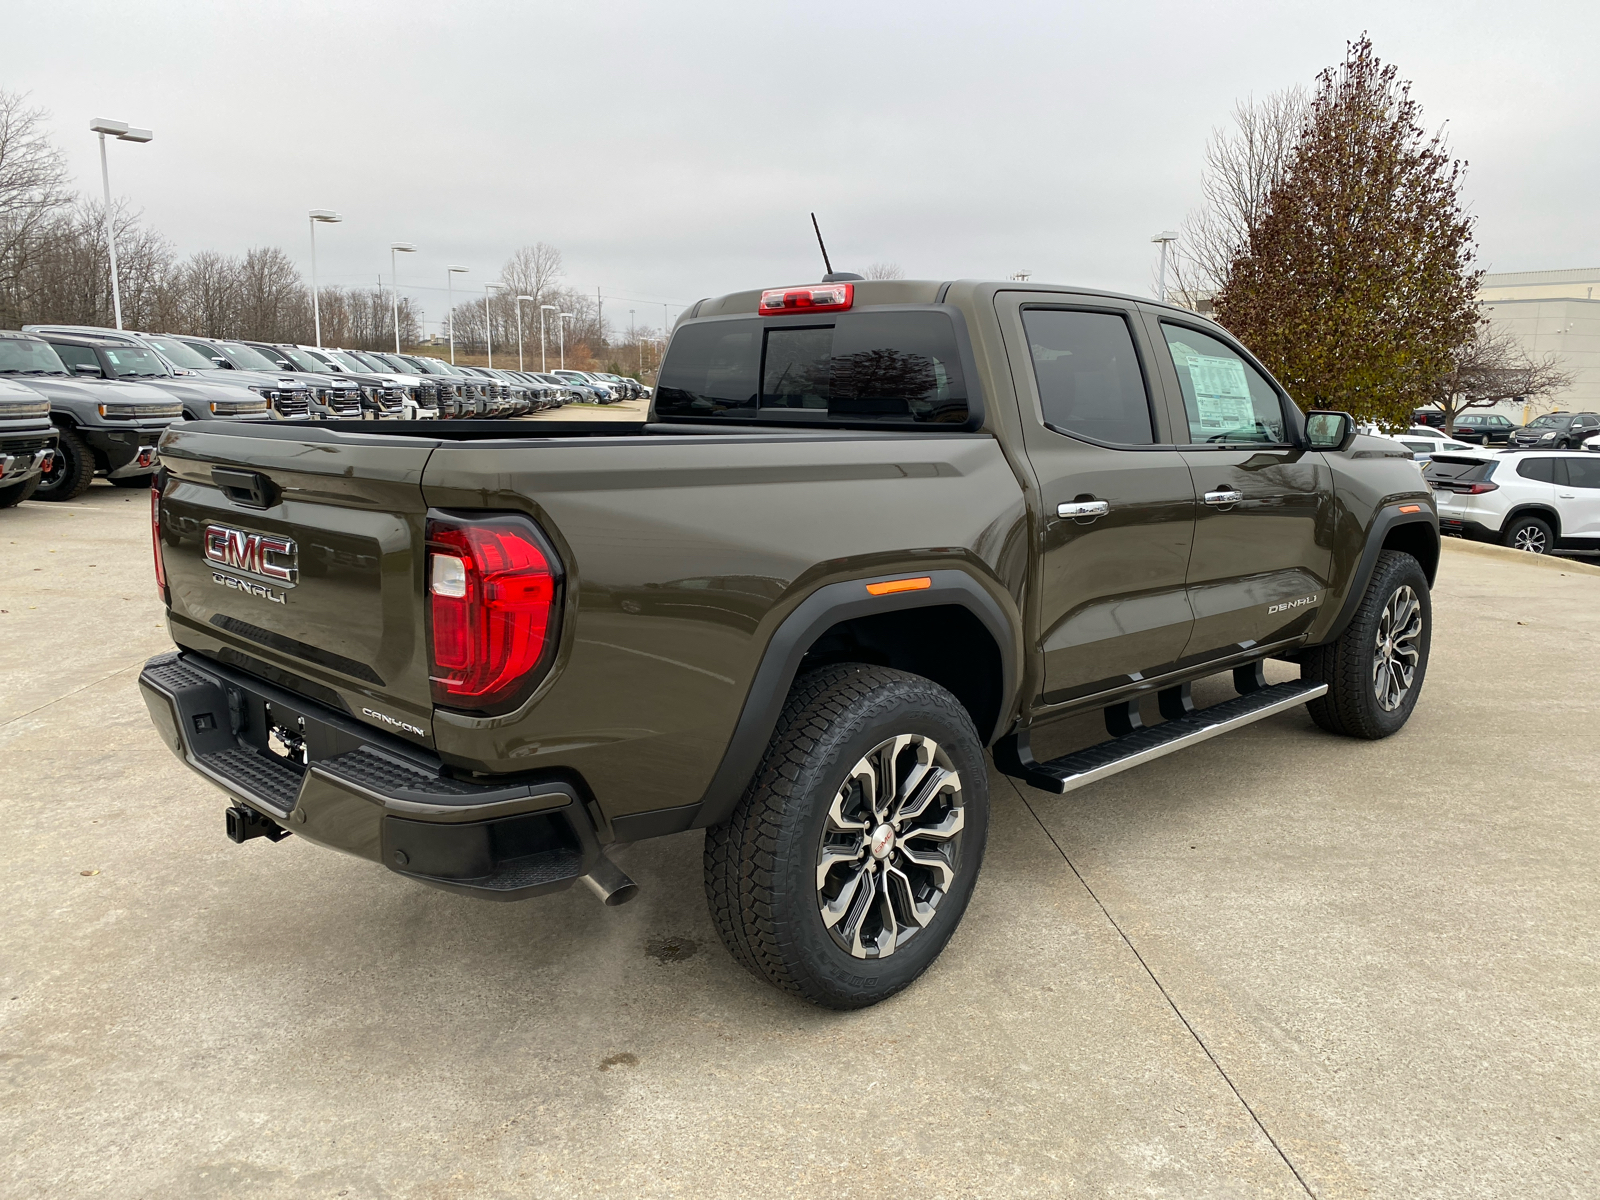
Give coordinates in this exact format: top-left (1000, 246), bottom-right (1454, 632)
top-left (1180, 352), bottom-right (1254, 436)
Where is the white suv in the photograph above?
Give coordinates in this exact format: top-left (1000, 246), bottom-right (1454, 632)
top-left (1425, 450), bottom-right (1600, 555)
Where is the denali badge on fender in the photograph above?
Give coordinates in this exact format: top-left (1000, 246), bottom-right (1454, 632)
top-left (1268, 593), bottom-right (1320, 615)
top-left (203, 524), bottom-right (298, 587)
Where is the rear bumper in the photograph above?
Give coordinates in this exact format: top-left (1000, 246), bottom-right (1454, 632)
top-left (139, 650), bottom-right (604, 901)
top-left (1438, 515), bottom-right (1499, 542)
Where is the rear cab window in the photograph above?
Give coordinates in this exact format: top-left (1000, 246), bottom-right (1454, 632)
top-left (655, 309), bottom-right (971, 428)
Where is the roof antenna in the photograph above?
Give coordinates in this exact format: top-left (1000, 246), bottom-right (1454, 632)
top-left (809, 212), bottom-right (863, 283)
top-left (810, 212), bottom-right (834, 277)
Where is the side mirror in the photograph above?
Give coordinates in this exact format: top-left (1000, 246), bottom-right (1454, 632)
top-left (1306, 410), bottom-right (1357, 452)
top-left (73, 363), bottom-right (103, 377)
top-left (212, 357), bottom-right (233, 369)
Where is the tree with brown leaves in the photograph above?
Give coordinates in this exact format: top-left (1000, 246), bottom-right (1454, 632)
top-left (1213, 37), bottom-right (1481, 427)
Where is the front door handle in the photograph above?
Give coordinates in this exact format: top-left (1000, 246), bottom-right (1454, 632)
top-left (1204, 489), bottom-right (1244, 508)
top-left (1057, 500), bottom-right (1110, 520)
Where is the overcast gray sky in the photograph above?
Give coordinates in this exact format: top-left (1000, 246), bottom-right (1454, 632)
top-left (6, 0), bottom-right (1597, 334)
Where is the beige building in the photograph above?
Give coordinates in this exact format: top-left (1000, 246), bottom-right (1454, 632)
top-left (1477, 268), bottom-right (1600, 419)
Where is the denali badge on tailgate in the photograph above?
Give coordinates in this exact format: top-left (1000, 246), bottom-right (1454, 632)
top-left (203, 524), bottom-right (298, 603)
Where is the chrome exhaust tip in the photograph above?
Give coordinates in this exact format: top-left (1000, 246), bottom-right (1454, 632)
top-left (581, 853), bottom-right (639, 907)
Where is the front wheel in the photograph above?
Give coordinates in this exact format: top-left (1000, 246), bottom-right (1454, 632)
top-left (34, 427), bottom-right (94, 501)
top-left (1301, 550), bottom-right (1431, 740)
top-left (0, 475), bottom-right (39, 508)
top-left (704, 664), bottom-right (989, 1009)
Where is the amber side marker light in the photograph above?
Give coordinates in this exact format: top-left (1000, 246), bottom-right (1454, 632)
top-left (866, 576), bottom-right (932, 596)
top-left (1398, 504), bottom-right (1422, 514)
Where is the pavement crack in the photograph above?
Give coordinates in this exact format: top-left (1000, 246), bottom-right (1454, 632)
top-left (0, 659), bottom-right (147, 733)
top-left (1009, 777), bottom-right (1317, 1199)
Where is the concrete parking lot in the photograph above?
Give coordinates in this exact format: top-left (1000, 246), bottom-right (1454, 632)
top-left (3, 483), bottom-right (1598, 1198)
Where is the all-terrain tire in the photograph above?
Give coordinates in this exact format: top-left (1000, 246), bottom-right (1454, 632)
top-left (1502, 514), bottom-right (1553, 555)
top-left (704, 663), bottom-right (989, 1009)
top-left (0, 475), bottom-right (39, 508)
top-left (1301, 550), bottom-right (1431, 739)
top-left (34, 427), bottom-right (94, 501)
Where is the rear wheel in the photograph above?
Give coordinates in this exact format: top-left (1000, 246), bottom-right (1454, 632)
top-left (0, 475), bottom-right (39, 508)
top-left (1503, 515), bottom-right (1553, 555)
top-left (1302, 550), bottom-right (1431, 740)
top-left (34, 427), bottom-right (94, 501)
top-left (704, 664), bottom-right (989, 1009)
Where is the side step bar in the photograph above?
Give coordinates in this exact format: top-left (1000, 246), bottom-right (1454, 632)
top-left (996, 680), bottom-right (1328, 795)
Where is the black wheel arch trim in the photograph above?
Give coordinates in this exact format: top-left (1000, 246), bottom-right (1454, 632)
top-left (1500, 504), bottom-right (1561, 539)
top-left (688, 568), bottom-right (1019, 830)
top-left (1323, 506), bottom-right (1439, 643)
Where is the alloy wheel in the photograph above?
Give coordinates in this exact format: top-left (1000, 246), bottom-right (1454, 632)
top-left (1372, 585), bottom-right (1424, 712)
top-left (1512, 525), bottom-right (1547, 554)
top-left (816, 733), bottom-right (965, 960)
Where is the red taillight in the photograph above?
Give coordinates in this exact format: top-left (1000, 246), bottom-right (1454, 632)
top-left (759, 283), bottom-right (853, 314)
top-left (151, 481), bottom-right (166, 597)
top-left (1464, 482), bottom-right (1499, 494)
top-left (426, 514), bottom-right (561, 712)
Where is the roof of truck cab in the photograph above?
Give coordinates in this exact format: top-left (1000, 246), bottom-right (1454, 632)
top-left (685, 279), bottom-right (1218, 322)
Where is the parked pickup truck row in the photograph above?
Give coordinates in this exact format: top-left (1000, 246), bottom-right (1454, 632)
top-left (139, 276), bottom-right (1438, 1008)
top-left (1, 322), bottom-right (599, 503)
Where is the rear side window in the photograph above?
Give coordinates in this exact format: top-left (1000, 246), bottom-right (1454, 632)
top-left (1021, 309), bottom-right (1153, 445)
top-left (51, 343), bottom-right (100, 374)
top-left (1161, 324), bottom-right (1286, 444)
top-left (656, 311), bottom-right (968, 426)
top-left (1424, 457), bottom-right (1496, 485)
top-left (1516, 458), bottom-right (1557, 483)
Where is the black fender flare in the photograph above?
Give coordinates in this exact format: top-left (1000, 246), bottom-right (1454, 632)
top-left (1499, 503), bottom-right (1563, 539)
top-left (1323, 506), bottom-right (1439, 643)
top-left (688, 568), bottom-right (1019, 830)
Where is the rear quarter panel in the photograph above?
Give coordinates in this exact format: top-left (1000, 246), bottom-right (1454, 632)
top-left (421, 431), bottom-right (1026, 820)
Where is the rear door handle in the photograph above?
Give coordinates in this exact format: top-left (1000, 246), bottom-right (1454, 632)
top-left (1057, 500), bottom-right (1110, 520)
top-left (1203, 489), bottom-right (1244, 508)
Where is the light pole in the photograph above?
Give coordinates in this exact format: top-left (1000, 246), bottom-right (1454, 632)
top-left (515, 295), bottom-right (536, 371)
top-left (307, 210), bottom-right (342, 347)
top-left (389, 242), bottom-right (416, 353)
top-left (540, 304), bottom-right (557, 372)
top-left (558, 312), bottom-right (573, 370)
top-left (1151, 230), bottom-right (1179, 303)
top-left (484, 282), bottom-right (506, 368)
top-left (89, 118), bottom-right (152, 331)
top-left (446, 265), bottom-right (469, 364)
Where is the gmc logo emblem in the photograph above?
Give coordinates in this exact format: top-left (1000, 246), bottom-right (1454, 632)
top-left (203, 524), bottom-right (298, 587)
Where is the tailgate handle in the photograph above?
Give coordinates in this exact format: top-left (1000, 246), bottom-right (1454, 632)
top-left (212, 467), bottom-right (277, 509)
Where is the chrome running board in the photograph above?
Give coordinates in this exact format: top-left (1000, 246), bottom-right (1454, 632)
top-left (996, 680), bottom-right (1328, 795)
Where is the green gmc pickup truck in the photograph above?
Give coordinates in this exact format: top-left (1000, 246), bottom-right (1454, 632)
top-left (139, 278), bottom-right (1437, 1008)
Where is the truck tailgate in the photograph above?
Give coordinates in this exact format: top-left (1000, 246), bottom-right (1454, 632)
top-left (157, 423), bottom-right (437, 745)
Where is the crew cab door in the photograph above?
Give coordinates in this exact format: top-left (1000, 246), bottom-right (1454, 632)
top-left (1142, 313), bottom-right (1334, 660)
top-left (995, 295), bottom-right (1197, 704)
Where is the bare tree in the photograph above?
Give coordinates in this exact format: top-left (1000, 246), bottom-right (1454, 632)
top-left (235, 246), bottom-right (309, 342)
top-left (0, 89), bottom-right (72, 310)
top-left (1430, 323), bottom-right (1572, 433)
top-left (1168, 87), bottom-right (1307, 305)
top-left (864, 262), bottom-right (905, 280)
